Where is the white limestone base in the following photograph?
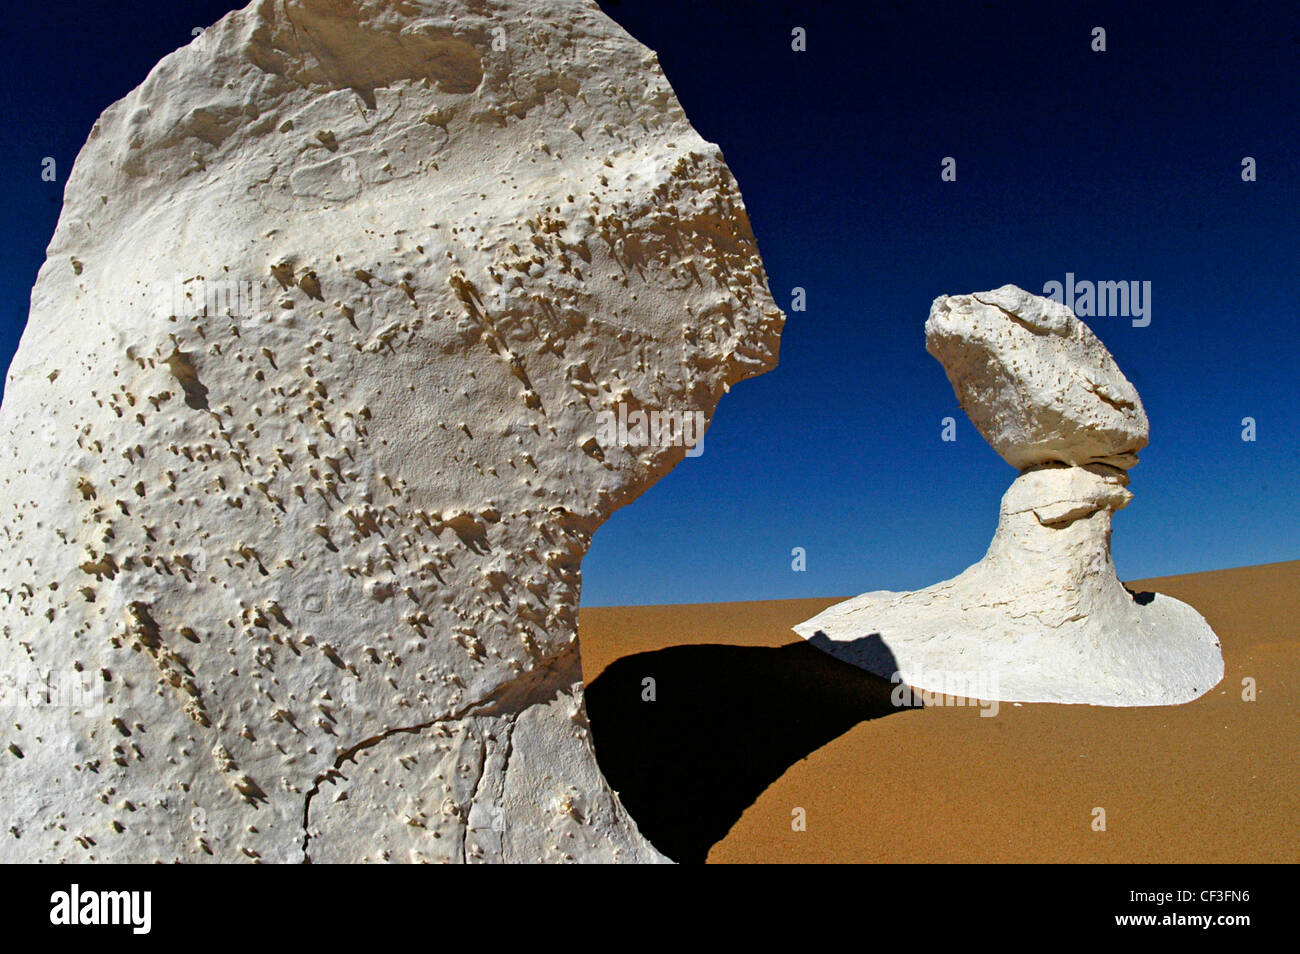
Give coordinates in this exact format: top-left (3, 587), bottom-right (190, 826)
top-left (795, 467), bottom-right (1225, 706)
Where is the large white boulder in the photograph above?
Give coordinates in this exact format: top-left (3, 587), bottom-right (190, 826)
top-left (0, 0), bottom-right (781, 862)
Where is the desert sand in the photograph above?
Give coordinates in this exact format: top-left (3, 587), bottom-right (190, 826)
top-left (579, 560), bottom-right (1298, 863)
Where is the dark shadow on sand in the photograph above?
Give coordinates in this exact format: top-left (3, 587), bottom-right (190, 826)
top-left (584, 638), bottom-right (916, 863)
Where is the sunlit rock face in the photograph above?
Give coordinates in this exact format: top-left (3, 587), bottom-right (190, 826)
top-left (0, 0), bottom-right (781, 862)
top-left (797, 287), bottom-right (1221, 707)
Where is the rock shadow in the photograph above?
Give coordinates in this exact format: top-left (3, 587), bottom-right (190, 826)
top-left (805, 629), bottom-right (899, 676)
top-left (584, 638), bottom-right (915, 863)
top-left (1124, 587), bottom-right (1156, 605)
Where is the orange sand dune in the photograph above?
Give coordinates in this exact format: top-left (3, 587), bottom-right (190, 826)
top-left (579, 560), bottom-right (1299, 863)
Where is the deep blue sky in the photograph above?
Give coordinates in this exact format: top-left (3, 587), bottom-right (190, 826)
top-left (2, 2), bottom-right (1296, 608)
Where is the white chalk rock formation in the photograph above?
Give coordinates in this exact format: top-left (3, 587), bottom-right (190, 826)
top-left (0, 0), bottom-right (781, 862)
top-left (926, 285), bottom-right (1149, 471)
top-left (796, 287), bottom-right (1222, 706)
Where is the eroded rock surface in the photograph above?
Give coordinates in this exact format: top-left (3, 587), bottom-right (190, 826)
top-left (0, 0), bottom-right (781, 862)
top-left (798, 287), bottom-right (1221, 706)
top-left (926, 285), bottom-right (1149, 471)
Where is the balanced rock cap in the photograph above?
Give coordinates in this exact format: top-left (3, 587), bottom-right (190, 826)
top-left (925, 284), bottom-right (1149, 471)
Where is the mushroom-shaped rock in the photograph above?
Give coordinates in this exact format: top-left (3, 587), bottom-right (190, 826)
top-left (797, 287), bottom-right (1222, 706)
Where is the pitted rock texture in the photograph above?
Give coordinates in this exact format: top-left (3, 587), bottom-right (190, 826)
top-left (0, 0), bottom-right (781, 862)
top-left (797, 289), bottom-right (1221, 706)
top-left (925, 284), bottom-right (1149, 471)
